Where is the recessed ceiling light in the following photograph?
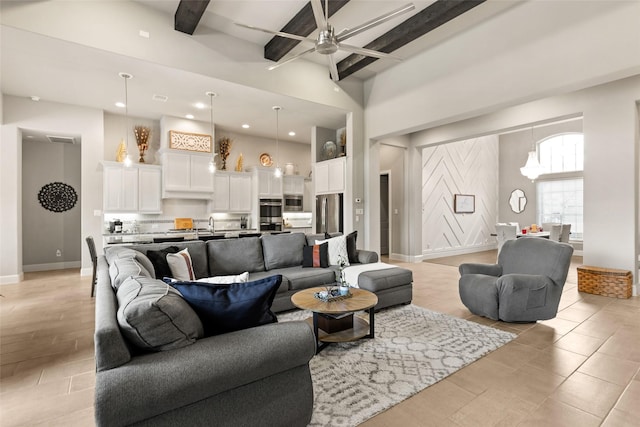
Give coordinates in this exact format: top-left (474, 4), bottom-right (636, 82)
top-left (185, 114), bottom-right (194, 119)
top-left (195, 102), bottom-right (206, 109)
top-left (288, 131), bottom-right (296, 136)
top-left (30, 96), bottom-right (40, 101)
top-left (115, 102), bottom-right (125, 108)
top-left (242, 124), bottom-right (250, 129)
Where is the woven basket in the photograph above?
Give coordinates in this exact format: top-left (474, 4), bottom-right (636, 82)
top-left (577, 265), bottom-right (632, 299)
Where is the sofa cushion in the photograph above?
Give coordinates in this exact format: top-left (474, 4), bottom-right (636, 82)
top-left (266, 266), bottom-right (337, 291)
top-left (167, 248), bottom-right (196, 281)
top-left (315, 234), bottom-right (349, 266)
top-left (147, 246), bottom-right (180, 279)
top-left (109, 256), bottom-right (153, 291)
top-left (207, 237), bottom-right (265, 276)
top-left (302, 243), bottom-right (329, 268)
top-left (105, 247), bottom-right (155, 279)
top-left (170, 275), bottom-right (281, 336)
top-left (116, 276), bottom-right (204, 351)
top-left (261, 233), bottom-right (306, 270)
top-left (165, 272), bottom-right (250, 285)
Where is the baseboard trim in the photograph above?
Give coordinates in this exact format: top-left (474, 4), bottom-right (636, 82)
top-left (0, 273), bottom-right (24, 285)
top-left (422, 245), bottom-right (497, 260)
top-left (23, 261), bottom-right (81, 273)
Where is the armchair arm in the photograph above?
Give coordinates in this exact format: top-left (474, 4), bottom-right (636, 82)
top-left (459, 263), bottom-right (502, 277)
top-left (496, 274), bottom-right (560, 322)
top-left (357, 249), bottom-right (379, 264)
top-left (95, 321), bottom-right (316, 426)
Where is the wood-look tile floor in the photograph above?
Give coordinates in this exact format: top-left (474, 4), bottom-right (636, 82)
top-left (1, 251), bottom-right (638, 426)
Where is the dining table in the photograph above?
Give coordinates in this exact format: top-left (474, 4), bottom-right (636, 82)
top-left (517, 231), bottom-right (550, 238)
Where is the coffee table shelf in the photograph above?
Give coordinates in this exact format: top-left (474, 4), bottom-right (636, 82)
top-left (303, 316), bottom-right (371, 342)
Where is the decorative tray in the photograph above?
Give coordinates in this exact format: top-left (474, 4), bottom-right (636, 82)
top-left (314, 289), bottom-right (352, 302)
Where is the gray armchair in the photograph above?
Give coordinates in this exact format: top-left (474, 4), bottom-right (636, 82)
top-left (458, 238), bottom-right (573, 322)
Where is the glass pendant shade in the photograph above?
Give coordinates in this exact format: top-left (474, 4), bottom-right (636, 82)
top-left (520, 151), bottom-right (542, 180)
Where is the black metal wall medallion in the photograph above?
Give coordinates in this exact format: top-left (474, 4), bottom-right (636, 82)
top-left (38, 182), bottom-right (78, 212)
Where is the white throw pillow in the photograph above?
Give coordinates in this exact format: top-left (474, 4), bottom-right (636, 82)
top-left (166, 248), bottom-right (196, 281)
top-left (315, 235), bottom-right (350, 266)
top-left (196, 272), bottom-right (250, 284)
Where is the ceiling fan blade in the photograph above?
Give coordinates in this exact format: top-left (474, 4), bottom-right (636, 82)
top-left (235, 22), bottom-right (313, 43)
top-left (327, 54), bottom-right (340, 82)
top-left (310, 0), bottom-right (327, 30)
top-left (337, 3), bottom-right (415, 42)
top-left (267, 47), bottom-right (316, 71)
top-left (339, 43), bottom-right (403, 61)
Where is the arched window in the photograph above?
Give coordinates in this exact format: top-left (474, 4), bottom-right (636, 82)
top-left (536, 133), bottom-right (584, 240)
top-left (538, 133), bottom-right (584, 173)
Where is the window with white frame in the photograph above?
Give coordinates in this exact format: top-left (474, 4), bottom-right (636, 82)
top-left (536, 133), bottom-right (584, 240)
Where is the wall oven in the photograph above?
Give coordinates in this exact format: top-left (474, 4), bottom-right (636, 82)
top-left (259, 198), bottom-right (282, 232)
top-left (283, 194), bottom-right (303, 212)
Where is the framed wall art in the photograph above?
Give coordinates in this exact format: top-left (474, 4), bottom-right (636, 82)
top-left (169, 130), bottom-right (212, 152)
top-left (454, 194), bottom-right (475, 213)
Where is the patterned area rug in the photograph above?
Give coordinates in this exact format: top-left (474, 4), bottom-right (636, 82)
top-left (279, 304), bottom-right (515, 427)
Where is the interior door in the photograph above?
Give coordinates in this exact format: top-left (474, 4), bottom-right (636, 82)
top-left (380, 174), bottom-right (389, 255)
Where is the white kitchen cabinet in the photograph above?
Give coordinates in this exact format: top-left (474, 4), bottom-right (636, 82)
top-left (161, 151), bottom-right (214, 199)
top-left (252, 167), bottom-right (283, 198)
top-left (138, 166), bottom-right (162, 213)
top-left (229, 174), bottom-right (252, 211)
top-left (212, 171), bottom-right (252, 212)
top-left (314, 157), bottom-right (345, 194)
top-left (103, 162), bottom-right (162, 213)
top-left (283, 175), bottom-right (305, 195)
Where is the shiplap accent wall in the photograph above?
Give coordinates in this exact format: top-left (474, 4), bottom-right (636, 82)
top-left (422, 136), bottom-right (499, 258)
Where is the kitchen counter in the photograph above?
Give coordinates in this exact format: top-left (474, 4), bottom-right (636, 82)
top-left (103, 229), bottom-right (262, 245)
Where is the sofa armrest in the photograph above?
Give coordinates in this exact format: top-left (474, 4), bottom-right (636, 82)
top-left (459, 263), bottom-right (502, 277)
top-left (357, 249), bottom-right (379, 264)
top-left (95, 321), bottom-right (316, 427)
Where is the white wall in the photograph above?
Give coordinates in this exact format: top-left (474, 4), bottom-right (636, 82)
top-left (420, 135), bottom-right (499, 258)
top-left (1, 96), bottom-right (104, 283)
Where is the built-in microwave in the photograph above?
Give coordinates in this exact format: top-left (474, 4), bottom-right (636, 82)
top-left (283, 194), bottom-right (303, 212)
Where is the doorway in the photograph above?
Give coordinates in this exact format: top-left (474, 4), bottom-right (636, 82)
top-left (380, 173), bottom-right (389, 255)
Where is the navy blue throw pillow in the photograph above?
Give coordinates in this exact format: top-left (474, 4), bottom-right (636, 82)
top-left (170, 275), bottom-right (282, 336)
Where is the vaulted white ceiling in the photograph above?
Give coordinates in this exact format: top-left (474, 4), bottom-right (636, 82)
top-left (1, 0), bottom-right (520, 143)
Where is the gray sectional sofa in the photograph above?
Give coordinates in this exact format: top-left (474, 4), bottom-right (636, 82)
top-left (94, 232), bottom-right (412, 426)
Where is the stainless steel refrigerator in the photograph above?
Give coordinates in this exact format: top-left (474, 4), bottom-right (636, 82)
top-left (316, 193), bottom-right (343, 234)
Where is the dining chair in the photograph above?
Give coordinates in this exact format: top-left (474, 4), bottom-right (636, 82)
top-left (559, 224), bottom-right (571, 242)
top-left (86, 236), bottom-right (98, 297)
top-left (495, 224), bottom-right (517, 254)
top-left (548, 224), bottom-right (562, 242)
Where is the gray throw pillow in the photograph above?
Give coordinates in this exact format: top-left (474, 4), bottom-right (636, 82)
top-left (116, 276), bottom-right (204, 351)
top-left (261, 233), bottom-right (306, 270)
top-left (109, 256), bottom-right (153, 291)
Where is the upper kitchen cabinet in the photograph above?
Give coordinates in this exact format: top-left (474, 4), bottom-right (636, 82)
top-left (212, 171), bottom-right (252, 212)
top-left (283, 175), bottom-right (305, 195)
top-left (314, 157), bottom-right (345, 194)
top-left (251, 167), bottom-right (283, 198)
top-left (161, 151), bottom-right (214, 199)
top-left (103, 161), bottom-right (162, 213)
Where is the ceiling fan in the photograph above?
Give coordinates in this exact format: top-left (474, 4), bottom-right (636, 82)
top-left (235, 0), bottom-right (415, 81)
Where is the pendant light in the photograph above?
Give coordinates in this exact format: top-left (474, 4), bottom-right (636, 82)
top-left (206, 91), bottom-right (218, 173)
top-left (119, 72), bottom-right (133, 167)
top-left (273, 106), bottom-right (283, 178)
top-left (520, 126), bottom-right (542, 181)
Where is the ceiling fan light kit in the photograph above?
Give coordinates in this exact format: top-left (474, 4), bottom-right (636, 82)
top-left (236, 0), bottom-right (415, 81)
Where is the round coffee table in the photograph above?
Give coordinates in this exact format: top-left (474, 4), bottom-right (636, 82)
top-left (291, 286), bottom-right (378, 353)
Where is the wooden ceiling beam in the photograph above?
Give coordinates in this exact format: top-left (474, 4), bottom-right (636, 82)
top-left (336, 0), bottom-right (486, 80)
top-left (265, 0), bottom-right (351, 62)
top-left (175, 0), bottom-right (211, 35)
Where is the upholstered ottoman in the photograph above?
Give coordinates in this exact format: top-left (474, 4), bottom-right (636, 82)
top-left (357, 267), bottom-right (413, 310)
